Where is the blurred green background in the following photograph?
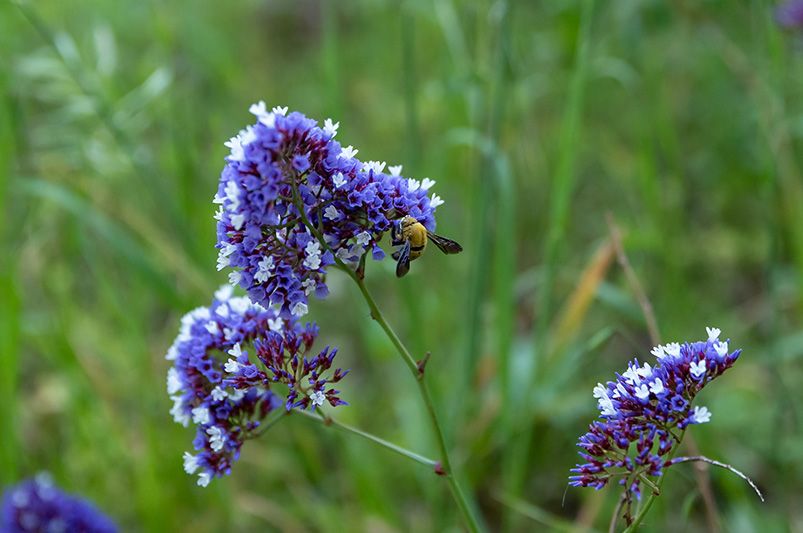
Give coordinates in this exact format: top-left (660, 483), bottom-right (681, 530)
top-left (1, 0), bottom-right (801, 530)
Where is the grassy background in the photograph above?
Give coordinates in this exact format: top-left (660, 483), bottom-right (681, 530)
top-left (2, 0), bottom-right (802, 530)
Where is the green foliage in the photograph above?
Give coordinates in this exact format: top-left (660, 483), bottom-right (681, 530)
top-left (2, 0), bottom-right (801, 530)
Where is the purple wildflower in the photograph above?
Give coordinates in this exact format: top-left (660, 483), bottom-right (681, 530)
top-left (214, 103), bottom-right (442, 315)
top-left (569, 327), bottom-right (741, 513)
top-left (1, 473), bottom-right (116, 533)
top-left (776, 0), bottom-right (803, 29)
top-left (166, 285), bottom-right (347, 487)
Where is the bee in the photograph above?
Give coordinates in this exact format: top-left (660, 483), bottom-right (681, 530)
top-left (390, 216), bottom-right (463, 277)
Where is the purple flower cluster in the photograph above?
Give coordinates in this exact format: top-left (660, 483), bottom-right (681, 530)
top-left (569, 327), bottom-right (741, 501)
top-left (776, 0), bottom-right (803, 29)
top-left (1, 474), bottom-right (116, 533)
top-left (166, 285), bottom-right (346, 487)
top-left (214, 103), bottom-right (443, 316)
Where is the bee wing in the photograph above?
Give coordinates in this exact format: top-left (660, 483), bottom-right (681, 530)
top-left (395, 241), bottom-right (412, 277)
top-left (426, 231), bottom-right (463, 255)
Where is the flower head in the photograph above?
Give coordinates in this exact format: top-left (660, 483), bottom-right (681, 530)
top-left (166, 288), bottom-right (347, 486)
top-left (777, 0), bottom-right (803, 29)
top-left (570, 329), bottom-right (741, 510)
top-left (1, 474), bottom-right (117, 533)
top-left (215, 106), bottom-right (442, 315)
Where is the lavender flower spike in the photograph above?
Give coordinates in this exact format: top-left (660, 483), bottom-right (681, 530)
top-left (570, 328), bottom-right (741, 505)
top-left (215, 104), bottom-right (442, 316)
top-left (1, 473), bottom-right (117, 533)
top-left (166, 286), bottom-right (347, 487)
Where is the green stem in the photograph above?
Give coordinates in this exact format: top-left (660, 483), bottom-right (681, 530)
top-left (350, 275), bottom-right (483, 533)
top-left (286, 181), bottom-right (481, 531)
top-left (622, 490), bottom-right (659, 533)
top-left (621, 429), bottom-right (686, 532)
top-left (295, 408), bottom-right (437, 468)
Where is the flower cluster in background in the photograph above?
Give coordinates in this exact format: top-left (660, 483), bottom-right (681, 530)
top-left (776, 0), bottom-right (803, 29)
top-left (214, 103), bottom-right (443, 317)
top-left (1, 474), bottom-right (117, 533)
top-left (569, 328), bottom-right (741, 502)
top-left (166, 286), bottom-right (346, 487)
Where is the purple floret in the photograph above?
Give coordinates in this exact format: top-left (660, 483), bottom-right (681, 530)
top-left (1, 474), bottom-right (117, 533)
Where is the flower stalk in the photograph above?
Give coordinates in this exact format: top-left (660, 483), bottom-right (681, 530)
top-left (292, 190), bottom-right (482, 532)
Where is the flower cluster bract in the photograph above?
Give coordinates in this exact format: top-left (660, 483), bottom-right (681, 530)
top-left (214, 103), bottom-right (443, 317)
top-left (1, 474), bottom-right (116, 533)
top-left (166, 285), bottom-right (346, 487)
top-left (569, 327), bottom-right (741, 499)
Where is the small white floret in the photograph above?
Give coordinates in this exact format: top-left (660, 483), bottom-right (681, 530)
top-left (228, 388), bottom-right (245, 402)
top-left (598, 396), bottom-right (617, 417)
top-left (421, 178), bottom-right (436, 190)
top-left (268, 317), bottom-right (284, 332)
top-left (197, 472), bottom-right (212, 488)
top-left (183, 452), bottom-right (200, 475)
top-left (592, 383), bottom-right (607, 399)
top-left (664, 342), bottom-right (681, 357)
top-left (224, 180), bottom-right (240, 211)
top-left (430, 194), bottom-right (444, 208)
top-left (224, 136), bottom-right (244, 162)
top-left (649, 378), bottom-right (664, 395)
top-left (291, 301), bottom-right (308, 317)
top-left (388, 165), bottom-right (403, 176)
top-left (255, 256), bottom-right (275, 283)
top-left (215, 304), bottom-right (230, 318)
top-left (706, 327), bottom-right (721, 342)
top-left (310, 390), bottom-right (326, 407)
top-left (635, 362), bottom-right (652, 378)
top-left (215, 284), bottom-right (234, 301)
top-left (364, 160), bottom-right (386, 174)
top-left (324, 205), bottom-right (339, 221)
top-left (690, 360), bottom-right (707, 379)
top-left (691, 405), bottom-right (712, 424)
top-left (192, 406), bottom-right (210, 425)
top-left (228, 343), bottom-right (242, 358)
top-left (211, 387), bottom-right (228, 402)
top-left (207, 426), bottom-right (226, 452)
top-left (323, 118), bottom-right (339, 138)
top-left (302, 278), bottom-right (317, 296)
top-left (167, 367), bottom-right (182, 395)
top-left (650, 345), bottom-right (666, 359)
top-left (634, 384), bottom-right (650, 401)
top-left (230, 213), bottom-right (245, 230)
top-left (340, 145), bottom-right (358, 159)
top-left (714, 341), bottom-right (728, 359)
top-left (332, 172), bottom-right (347, 188)
top-left (249, 100), bottom-right (267, 118)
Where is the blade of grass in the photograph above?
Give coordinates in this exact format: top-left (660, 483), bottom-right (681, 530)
top-left (503, 0), bottom-right (596, 517)
top-left (494, 154), bottom-right (517, 431)
top-left (459, 0), bottom-right (512, 433)
top-left (549, 238), bottom-right (615, 357)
